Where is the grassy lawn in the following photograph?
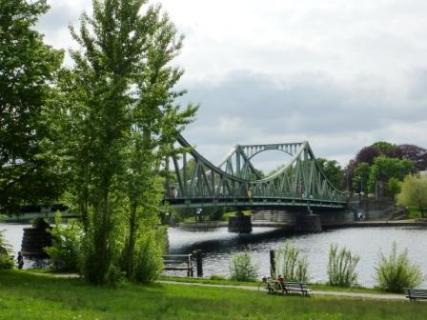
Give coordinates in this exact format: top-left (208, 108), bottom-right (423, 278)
top-left (0, 271), bottom-right (425, 320)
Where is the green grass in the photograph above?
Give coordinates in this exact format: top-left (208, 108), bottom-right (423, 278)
top-left (0, 271), bottom-right (425, 320)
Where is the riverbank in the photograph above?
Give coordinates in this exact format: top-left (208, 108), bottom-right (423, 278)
top-left (0, 271), bottom-right (425, 320)
top-left (177, 218), bottom-right (427, 231)
top-left (324, 219), bottom-right (427, 229)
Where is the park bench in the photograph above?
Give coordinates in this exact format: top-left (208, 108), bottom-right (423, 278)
top-left (265, 279), bottom-right (310, 297)
top-left (282, 281), bottom-right (311, 297)
top-left (406, 288), bottom-right (427, 301)
top-left (163, 254), bottom-right (194, 277)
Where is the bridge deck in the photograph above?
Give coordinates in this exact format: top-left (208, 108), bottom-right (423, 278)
top-left (165, 196), bottom-right (347, 209)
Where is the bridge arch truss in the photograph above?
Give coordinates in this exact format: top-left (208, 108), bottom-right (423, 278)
top-left (164, 135), bottom-right (347, 209)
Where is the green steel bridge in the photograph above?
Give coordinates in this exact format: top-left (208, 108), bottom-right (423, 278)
top-left (164, 135), bottom-right (349, 211)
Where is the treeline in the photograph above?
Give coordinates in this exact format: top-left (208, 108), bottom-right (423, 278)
top-left (319, 142), bottom-right (427, 216)
top-left (0, 0), bottom-right (196, 285)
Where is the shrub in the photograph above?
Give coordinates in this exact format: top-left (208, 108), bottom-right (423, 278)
top-left (0, 230), bottom-right (13, 270)
top-left (375, 242), bottom-right (423, 293)
top-left (134, 228), bottom-right (166, 283)
top-left (327, 244), bottom-right (360, 287)
top-left (209, 274), bottom-right (226, 280)
top-left (276, 242), bottom-right (309, 282)
top-left (229, 252), bottom-right (258, 281)
top-left (44, 214), bottom-right (82, 273)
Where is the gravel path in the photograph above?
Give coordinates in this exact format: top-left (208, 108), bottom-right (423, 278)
top-left (159, 280), bottom-right (407, 301)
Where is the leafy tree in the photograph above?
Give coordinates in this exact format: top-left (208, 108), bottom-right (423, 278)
top-left (47, 0), bottom-right (195, 284)
top-left (368, 156), bottom-right (413, 195)
top-left (397, 175), bottom-right (427, 217)
top-left (371, 141), bottom-right (401, 158)
top-left (0, 0), bottom-right (63, 214)
top-left (398, 144), bottom-right (427, 171)
top-left (351, 162), bottom-right (370, 193)
top-left (119, 4), bottom-right (196, 280)
top-left (355, 146), bottom-right (381, 165)
top-left (387, 177), bottom-right (401, 198)
top-left (316, 158), bottom-right (344, 189)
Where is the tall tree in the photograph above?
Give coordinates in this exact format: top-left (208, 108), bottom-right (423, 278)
top-left (368, 156), bottom-right (413, 196)
top-left (120, 5), bottom-right (196, 279)
top-left (397, 175), bottom-right (427, 217)
top-left (0, 0), bottom-right (63, 214)
top-left (49, 0), bottom-right (195, 284)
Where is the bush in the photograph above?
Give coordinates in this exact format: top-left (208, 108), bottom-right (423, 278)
top-left (44, 214), bottom-right (82, 273)
top-left (0, 231), bottom-right (13, 270)
top-left (209, 274), bottom-right (226, 280)
top-left (134, 228), bottom-right (166, 283)
top-left (229, 252), bottom-right (258, 281)
top-left (327, 244), bottom-right (360, 287)
top-left (276, 242), bottom-right (309, 282)
top-left (375, 242), bottom-right (423, 293)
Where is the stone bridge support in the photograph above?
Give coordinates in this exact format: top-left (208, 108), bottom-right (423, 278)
top-left (252, 208), bottom-right (355, 232)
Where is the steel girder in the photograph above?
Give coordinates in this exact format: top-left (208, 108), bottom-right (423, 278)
top-left (165, 135), bottom-right (347, 208)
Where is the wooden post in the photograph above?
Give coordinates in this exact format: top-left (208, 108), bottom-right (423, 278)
top-left (193, 250), bottom-right (203, 277)
top-left (187, 254), bottom-right (193, 277)
top-left (270, 250), bottom-right (276, 278)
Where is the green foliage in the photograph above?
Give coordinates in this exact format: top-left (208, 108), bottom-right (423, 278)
top-left (352, 162), bottom-right (370, 193)
top-left (209, 274), bottom-right (227, 280)
top-left (368, 156), bottom-right (413, 194)
top-left (375, 243), bottom-right (423, 293)
top-left (134, 228), bottom-right (166, 283)
top-left (397, 175), bottom-right (427, 218)
top-left (229, 252), bottom-right (258, 281)
top-left (0, 0), bottom-right (64, 214)
top-left (387, 177), bottom-right (401, 198)
top-left (0, 231), bottom-right (13, 269)
top-left (372, 142), bottom-right (400, 157)
top-left (327, 244), bottom-right (360, 287)
top-left (43, 0), bottom-right (195, 285)
top-left (352, 157), bottom-right (413, 197)
top-left (276, 242), bottom-right (309, 282)
top-left (316, 158), bottom-right (344, 189)
top-left (45, 214), bottom-right (82, 273)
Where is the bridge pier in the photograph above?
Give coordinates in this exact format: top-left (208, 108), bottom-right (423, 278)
top-left (295, 214), bottom-right (322, 233)
top-left (228, 212), bottom-right (252, 233)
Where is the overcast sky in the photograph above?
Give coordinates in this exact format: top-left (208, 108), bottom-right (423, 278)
top-left (37, 0), bottom-right (427, 171)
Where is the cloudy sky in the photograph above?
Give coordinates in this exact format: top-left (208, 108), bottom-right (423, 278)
top-left (37, 0), bottom-right (427, 171)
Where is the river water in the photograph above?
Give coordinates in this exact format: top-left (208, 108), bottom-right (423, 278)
top-left (1, 223), bottom-right (426, 287)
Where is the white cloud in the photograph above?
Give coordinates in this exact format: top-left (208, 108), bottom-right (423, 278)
top-left (36, 0), bottom-right (427, 168)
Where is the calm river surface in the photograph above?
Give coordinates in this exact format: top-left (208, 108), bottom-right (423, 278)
top-left (1, 223), bottom-right (426, 287)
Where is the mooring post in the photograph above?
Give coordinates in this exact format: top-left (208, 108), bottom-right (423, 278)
top-left (269, 250), bottom-right (276, 278)
top-left (193, 250), bottom-right (203, 277)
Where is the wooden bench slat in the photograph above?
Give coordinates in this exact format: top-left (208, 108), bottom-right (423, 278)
top-left (266, 280), bottom-right (310, 297)
top-left (406, 288), bottom-right (427, 301)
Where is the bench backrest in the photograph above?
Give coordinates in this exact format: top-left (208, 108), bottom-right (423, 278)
top-left (407, 289), bottom-right (427, 297)
top-left (283, 282), bottom-right (308, 290)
